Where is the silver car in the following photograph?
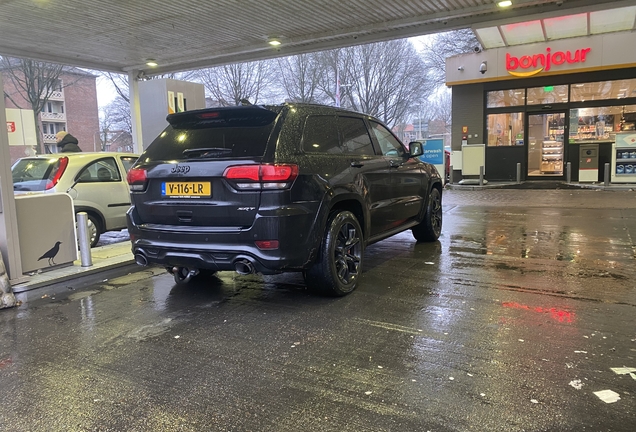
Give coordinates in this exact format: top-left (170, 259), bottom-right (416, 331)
top-left (12, 152), bottom-right (139, 247)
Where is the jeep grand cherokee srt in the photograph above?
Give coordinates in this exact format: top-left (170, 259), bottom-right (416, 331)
top-left (126, 103), bottom-right (442, 296)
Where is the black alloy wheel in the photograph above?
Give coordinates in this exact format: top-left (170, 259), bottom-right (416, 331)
top-left (412, 187), bottom-right (442, 242)
top-left (305, 211), bottom-right (364, 296)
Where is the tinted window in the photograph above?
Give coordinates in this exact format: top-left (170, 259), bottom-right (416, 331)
top-left (142, 107), bottom-right (280, 161)
top-left (302, 115), bottom-right (341, 154)
top-left (339, 116), bottom-right (374, 156)
top-left (370, 121), bottom-right (405, 157)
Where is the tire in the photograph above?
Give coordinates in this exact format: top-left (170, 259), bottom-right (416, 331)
top-left (76, 213), bottom-right (101, 248)
top-left (304, 211), bottom-right (363, 296)
top-left (412, 187), bottom-right (442, 242)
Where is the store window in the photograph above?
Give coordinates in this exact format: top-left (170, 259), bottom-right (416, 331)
top-left (570, 105), bottom-right (636, 141)
top-left (527, 85), bottom-right (568, 105)
top-left (487, 112), bottom-right (524, 146)
top-left (570, 78), bottom-right (636, 102)
top-left (487, 89), bottom-right (525, 108)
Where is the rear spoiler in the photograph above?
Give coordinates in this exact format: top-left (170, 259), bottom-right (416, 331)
top-left (166, 105), bottom-right (278, 126)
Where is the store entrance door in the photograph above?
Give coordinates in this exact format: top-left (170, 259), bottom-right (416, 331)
top-left (527, 112), bottom-right (566, 177)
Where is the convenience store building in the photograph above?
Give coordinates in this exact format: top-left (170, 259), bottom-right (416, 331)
top-left (446, 7), bottom-right (636, 183)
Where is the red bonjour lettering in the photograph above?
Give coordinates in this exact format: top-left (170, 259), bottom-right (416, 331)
top-left (581, 47), bottom-right (591, 62)
top-left (552, 51), bottom-right (565, 66)
top-left (506, 47), bottom-right (591, 75)
top-left (506, 53), bottom-right (518, 70)
top-left (520, 56), bottom-right (533, 68)
top-left (566, 50), bottom-right (580, 64)
top-left (532, 54), bottom-right (545, 68)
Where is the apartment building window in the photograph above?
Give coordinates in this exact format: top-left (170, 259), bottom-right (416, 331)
top-left (47, 102), bottom-right (52, 113)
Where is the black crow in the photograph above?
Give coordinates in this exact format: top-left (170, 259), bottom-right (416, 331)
top-left (38, 241), bottom-right (62, 266)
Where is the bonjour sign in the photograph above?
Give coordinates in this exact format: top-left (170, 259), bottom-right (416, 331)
top-left (506, 47), bottom-right (591, 77)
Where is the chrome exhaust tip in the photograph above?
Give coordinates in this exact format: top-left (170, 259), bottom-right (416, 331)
top-left (134, 252), bottom-right (148, 266)
top-left (234, 259), bottom-right (255, 275)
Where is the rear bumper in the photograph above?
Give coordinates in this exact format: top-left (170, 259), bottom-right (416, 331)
top-left (126, 204), bottom-right (321, 274)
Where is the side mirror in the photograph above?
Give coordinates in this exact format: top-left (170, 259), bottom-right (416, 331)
top-left (408, 141), bottom-right (423, 157)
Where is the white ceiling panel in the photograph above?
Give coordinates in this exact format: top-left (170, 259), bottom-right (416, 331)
top-left (500, 20), bottom-right (545, 46)
top-left (475, 27), bottom-right (506, 48)
top-left (544, 13), bottom-right (588, 40)
top-left (590, 6), bottom-right (636, 34)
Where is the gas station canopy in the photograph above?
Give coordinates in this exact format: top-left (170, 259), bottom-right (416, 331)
top-left (0, 0), bottom-right (624, 75)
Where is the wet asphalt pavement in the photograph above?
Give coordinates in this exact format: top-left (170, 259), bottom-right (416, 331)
top-left (1, 189), bottom-right (636, 432)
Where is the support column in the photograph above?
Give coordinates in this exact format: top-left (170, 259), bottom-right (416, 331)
top-left (0, 75), bottom-right (24, 286)
top-left (129, 70), bottom-right (144, 155)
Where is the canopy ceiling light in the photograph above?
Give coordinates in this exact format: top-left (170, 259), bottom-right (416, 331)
top-left (267, 37), bottom-right (282, 46)
top-left (145, 59), bottom-right (158, 67)
top-left (497, 1), bottom-right (513, 7)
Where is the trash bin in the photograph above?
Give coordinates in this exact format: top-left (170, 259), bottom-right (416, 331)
top-left (579, 144), bottom-right (599, 182)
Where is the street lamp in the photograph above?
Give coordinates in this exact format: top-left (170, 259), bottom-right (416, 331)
top-left (335, 70), bottom-right (352, 107)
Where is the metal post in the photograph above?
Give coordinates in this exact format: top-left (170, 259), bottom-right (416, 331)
top-left (479, 166), bottom-right (484, 186)
top-left (604, 162), bottom-right (610, 186)
top-left (449, 165), bottom-right (454, 185)
top-left (566, 162), bottom-right (571, 184)
top-left (0, 251), bottom-right (16, 309)
top-left (516, 163), bottom-right (521, 184)
top-left (76, 212), bottom-right (93, 267)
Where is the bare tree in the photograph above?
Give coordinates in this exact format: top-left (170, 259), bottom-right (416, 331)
top-left (419, 29), bottom-right (480, 87)
top-left (102, 72), bottom-right (131, 103)
top-left (429, 90), bottom-right (452, 127)
top-left (426, 90), bottom-right (453, 141)
top-left (99, 95), bottom-right (132, 151)
top-left (1, 57), bottom-right (66, 153)
top-left (194, 61), bottom-right (276, 106)
top-left (323, 40), bottom-right (432, 127)
top-left (276, 53), bottom-right (326, 103)
top-left (106, 96), bottom-right (132, 134)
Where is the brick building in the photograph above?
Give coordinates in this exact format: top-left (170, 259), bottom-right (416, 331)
top-left (3, 66), bottom-right (100, 164)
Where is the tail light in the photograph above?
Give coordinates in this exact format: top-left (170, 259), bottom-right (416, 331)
top-left (45, 156), bottom-right (69, 190)
top-left (223, 164), bottom-right (298, 190)
top-left (127, 168), bottom-right (148, 192)
top-left (255, 240), bottom-right (279, 250)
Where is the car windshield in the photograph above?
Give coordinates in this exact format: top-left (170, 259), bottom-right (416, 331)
top-left (11, 158), bottom-right (60, 191)
top-left (141, 106), bottom-right (282, 161)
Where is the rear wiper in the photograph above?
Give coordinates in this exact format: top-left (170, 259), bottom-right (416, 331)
top-left (182, 147), bottom-right (232, 158)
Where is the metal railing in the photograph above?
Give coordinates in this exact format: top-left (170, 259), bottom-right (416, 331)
top-left (42, 90), bottom-right (64, 100)
top-left (43, 133), bottom-right (57, 143)
top-left (40, 112), bottom-right (66, 121)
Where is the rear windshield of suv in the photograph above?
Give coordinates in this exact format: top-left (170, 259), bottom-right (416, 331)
top-left (141, 106), bottom-right (283, 161)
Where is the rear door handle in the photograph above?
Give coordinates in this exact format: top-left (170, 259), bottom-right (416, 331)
top-left (350, 161), bottom-right (364, 168)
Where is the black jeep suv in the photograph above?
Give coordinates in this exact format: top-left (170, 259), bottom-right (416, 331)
top-left (126, 103), bottom-right (442, 296)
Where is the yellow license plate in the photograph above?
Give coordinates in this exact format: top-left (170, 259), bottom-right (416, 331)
top-left (162, 182), bottom-right (211, 197)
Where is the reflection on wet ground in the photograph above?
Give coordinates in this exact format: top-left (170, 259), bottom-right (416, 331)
top-left (1, 190), bottom-right (635, 431)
